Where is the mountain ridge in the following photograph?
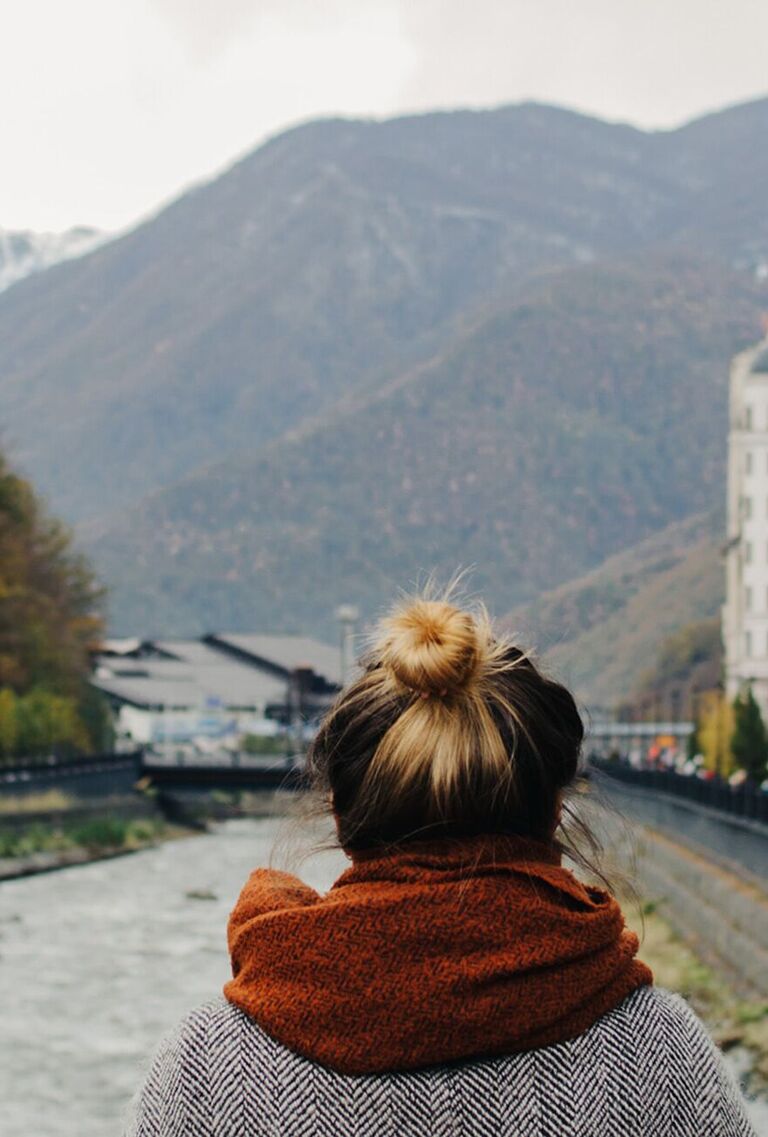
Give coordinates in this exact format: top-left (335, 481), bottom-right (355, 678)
top-left (3, 96), bottom-right (768, 521)
top-left (2, 95), bottom-right (768, 681)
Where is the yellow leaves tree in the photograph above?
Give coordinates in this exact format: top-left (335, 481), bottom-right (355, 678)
top-left (0, 687), bottom-right (18, 756)
top-left (0, 451), bottom-right (107, 759)
top-left (697, 691), bottom-right (736, 778)
top-left (0, 452), bottom-right (104, 695)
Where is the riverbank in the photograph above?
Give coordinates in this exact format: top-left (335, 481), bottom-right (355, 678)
top-left (0, 786), bottom-right (291, 881)
top-left (2, 816), bottom-right (766, 1137)
top-left (0, 789), bottom-right (198, 879)
top-left (638, 901), bottom-right (768, 1102)
top-left (0, 814), bottom-right (198, 880)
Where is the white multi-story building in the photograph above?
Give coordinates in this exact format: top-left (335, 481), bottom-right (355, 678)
top-left (723, 335), bottom-right (768, 713)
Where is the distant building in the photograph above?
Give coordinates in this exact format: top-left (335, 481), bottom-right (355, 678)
top-left (723, 335), bottom-right (768, 713)
top-left (91, 634), bottom-right (341, 746)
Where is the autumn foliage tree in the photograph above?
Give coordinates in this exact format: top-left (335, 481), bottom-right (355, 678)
top-left (0, 451), bottom-right (107, 759)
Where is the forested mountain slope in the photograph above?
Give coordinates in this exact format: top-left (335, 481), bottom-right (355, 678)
top-left (84, 250), bottom-right (762, 637)
top-left (2, 98), bottom-right (768, 520)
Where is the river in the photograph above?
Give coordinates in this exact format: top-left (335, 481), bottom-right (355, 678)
top-left (1, 818), bottom-right (766, 1136)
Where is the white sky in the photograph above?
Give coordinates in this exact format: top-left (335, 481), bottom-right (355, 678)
top-left (3, 0), bottom-right (768, 233)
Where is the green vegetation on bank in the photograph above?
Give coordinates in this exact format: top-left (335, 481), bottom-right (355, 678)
top-left (0, 816), bottom-right (167, 860)
top-left (0, 451), bottom-right (111, 763)
top-left (640, 905), bottom-right (768, 1087)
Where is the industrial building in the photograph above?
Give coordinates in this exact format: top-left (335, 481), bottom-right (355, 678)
top-left (92, 634), bottom-right (341, 746)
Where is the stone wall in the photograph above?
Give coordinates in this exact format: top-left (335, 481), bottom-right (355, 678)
top-left (587, 781), bottom-right (768, 998)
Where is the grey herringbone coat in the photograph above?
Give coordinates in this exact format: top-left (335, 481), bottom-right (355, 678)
top-left (125, 986), bottom-right (756, 1136)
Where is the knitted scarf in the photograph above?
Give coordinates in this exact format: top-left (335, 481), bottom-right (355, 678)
top-left (224, 833), bottom-right (652, 1075)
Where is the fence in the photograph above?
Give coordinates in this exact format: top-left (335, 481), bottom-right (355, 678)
top-left (0, 751), bottom-right (144, 798)
top-left (589, 756), bottom-right (768, 827)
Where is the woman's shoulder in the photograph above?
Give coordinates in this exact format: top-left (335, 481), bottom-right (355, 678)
top-left (127, 989), bottom-right (755, 1137)
top-left (594, 983), bottom-right (734, 1076)
top-left (168, 985), bottom-right (718, 1072)
top-left (171, 986), bottom-right (732, 1100)
top-left (172, 985), bottom-right (711, 1057)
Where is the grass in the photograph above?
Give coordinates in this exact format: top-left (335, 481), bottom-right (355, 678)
top-left (637, 903), bottom-right (768, 1084)
top-left (0, 815), bottom-right (168, 859)
top-left (0, 789), bottom-right (74, 814)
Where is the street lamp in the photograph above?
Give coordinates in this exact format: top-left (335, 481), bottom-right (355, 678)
top-left (335, 605), bottom-right (359, 687)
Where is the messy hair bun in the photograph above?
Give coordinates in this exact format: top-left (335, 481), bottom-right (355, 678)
top-left (379, 599), bottom-right (482, 695)
top-left (308, 587), bottom-right (584, 851)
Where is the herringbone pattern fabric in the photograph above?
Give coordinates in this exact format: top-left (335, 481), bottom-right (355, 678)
top-left (125, 986), bottom-right (757, 1136)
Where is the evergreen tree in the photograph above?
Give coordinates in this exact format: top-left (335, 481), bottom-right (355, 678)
top-left (731, 687), bottom-right (768, 783)
top-left (686, 720), bottom-right (699, 762)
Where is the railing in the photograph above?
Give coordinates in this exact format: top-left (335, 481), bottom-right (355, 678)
top-left (590, 756), bottom-right (768, 827)
top-left (0, 750), bottom-right (144, 797)
top-left (0, 750), bottom-right (143, 775)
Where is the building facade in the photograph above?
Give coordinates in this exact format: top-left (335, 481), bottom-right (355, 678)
top-left (91, 634), bottom-right (341, 747)
top-left (723, 336), bottom-right (768, 713)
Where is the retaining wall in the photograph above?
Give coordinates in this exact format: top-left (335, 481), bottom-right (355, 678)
top-left (590, 783), bottom-right (768, 998)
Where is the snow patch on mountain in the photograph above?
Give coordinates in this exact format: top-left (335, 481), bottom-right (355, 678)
top-left (0, 226), bottom-right (106, 293)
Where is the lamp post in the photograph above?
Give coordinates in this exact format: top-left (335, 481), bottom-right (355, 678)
top-left (335, 605), bottom-right (359, 687)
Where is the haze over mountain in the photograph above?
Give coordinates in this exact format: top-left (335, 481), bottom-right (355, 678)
top-left (0, 226), bottom-right (104, 294)
top-left (1, 96), bottom-right (768, 699)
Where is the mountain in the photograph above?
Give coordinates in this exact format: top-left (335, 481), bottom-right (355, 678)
top-left (2, 98), bottom-right (768, 521)
top-left (504, 511), bottom-right (724, 711)
top-left (84, 248), bottom-right (762, 638)
top-left (2, 96), bottom-right (768, 668)
top-left (0, 226), bottom-right (103, 293)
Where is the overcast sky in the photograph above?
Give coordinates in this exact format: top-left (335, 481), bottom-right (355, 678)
top-left (4, 0), bottom-right (768, 232)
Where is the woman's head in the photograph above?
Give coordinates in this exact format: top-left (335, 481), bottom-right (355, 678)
top-left (308, 590), bottom-right (584, 851)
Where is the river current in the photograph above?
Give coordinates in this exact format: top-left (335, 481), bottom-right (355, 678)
top-left (1, 818), bottom-right (766, 1136)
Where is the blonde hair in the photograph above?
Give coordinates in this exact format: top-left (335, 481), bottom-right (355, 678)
top-left (308, 588), bottom-right (583, 850)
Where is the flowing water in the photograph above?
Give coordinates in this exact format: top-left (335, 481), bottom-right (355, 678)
top-left (1, 818), bottom-right (766, 1136)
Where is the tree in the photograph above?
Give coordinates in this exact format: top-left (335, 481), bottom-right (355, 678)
top-left (698, 692), bottom-right (735, 778)
top-left (0, 451), bottom-right (104, 696)
top-left (0, 450), bottom-right (106, 759)
top-left (686, 719), bottom-right (700, 762)
top-left (0, 687), bottom-right (18, 756)
top-left (731, 687), bottom-right (768, 783)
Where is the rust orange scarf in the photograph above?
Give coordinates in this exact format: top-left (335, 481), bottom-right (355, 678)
top-left (225, 833), bottom-right (652, 1075)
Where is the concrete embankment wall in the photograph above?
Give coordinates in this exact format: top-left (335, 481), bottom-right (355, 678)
top-left (589, 779), bottom-right (768, 999)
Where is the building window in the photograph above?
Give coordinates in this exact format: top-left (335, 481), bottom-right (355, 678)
top-left (744, 496), bottom-right (753, 519)
top-left (745, 541), bottom-right (753, 564)
top-left (746, 451), bottom-right (754, 474)
top-left (746, 406), bottom-right (754, 430)
top-left (746, 586), bottom-right (753, 610)
top-left (746, 630), bottom-right (752, 657)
